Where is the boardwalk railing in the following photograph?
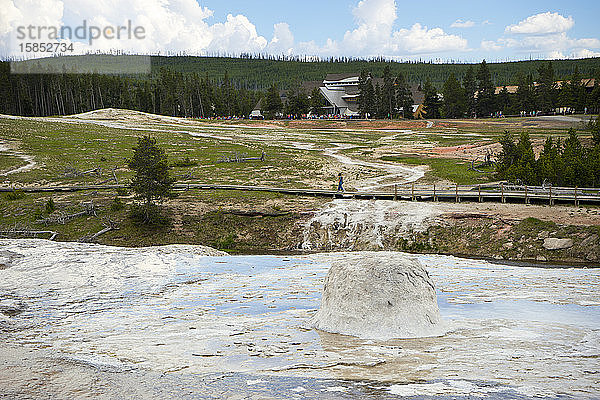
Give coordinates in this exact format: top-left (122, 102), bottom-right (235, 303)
top-left (1, 182), bottom-right (600, 205)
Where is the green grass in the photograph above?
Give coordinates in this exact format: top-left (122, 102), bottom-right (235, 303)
top-left (381, 155), bottom-right (495, 185)
top-left (0, 118), bottom-right (326, 188)
top-left (0, 154), bottom-right (25, 172)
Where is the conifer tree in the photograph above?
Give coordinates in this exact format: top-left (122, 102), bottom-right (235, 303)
top-left (476, 60), bottom-right (496, 117)
top-left (462, 66), bottom-right (477, 118)
top-left (395, 72), bottom-right (414, 119)
top-left (381, 66), bottom-right (396, 119)
top-left (128, 136), bottom-right (175, 224)
top-left (264, 84), bottom-right (283, 119)
top-left (423, 78), bottom-right (441, 119)
top-left (441, 73), bottom-right (465, 118)
top-left (536, 62), bottom-right (556, 113)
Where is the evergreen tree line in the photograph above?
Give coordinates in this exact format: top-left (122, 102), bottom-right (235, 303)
top-left (2, 58), bottom-right (599, 119)
top-left (432, 61), bottom-right (600, 119)
top-left (357, 66), bottom-right (415, 119)
top-left (495, 120), bottom-right (600, 187)
top-left (0, 62), bottom-right (259, 118)
top-left (149, 55), bottom-right (600, 91)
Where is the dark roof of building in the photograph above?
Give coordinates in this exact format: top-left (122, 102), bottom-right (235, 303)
top-left (324, 73), bottom-right (359, 81)
top-left (300, 80), bottom-right (324, 94)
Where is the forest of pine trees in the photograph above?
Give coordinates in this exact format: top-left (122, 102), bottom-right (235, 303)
top-left (495, 119), bottom-right (600, 187)
top-left (357, 66), bottom-right (414, 119)
top-left (1, 57), bottom-right (599, 119)
top-left (0, 62), bottom-right (259, 118)
top-left (434, 61), bottom-right (600, 118)
top-left (351, 61), bottom-right (600, 120)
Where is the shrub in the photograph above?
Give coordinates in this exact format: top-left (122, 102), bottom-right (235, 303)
top-left (110, 197), bottom-right (125, 212)
top-left (216, 233), bottom-right (237, 250)
top-left (4, 190), bottom-right (25, 201)
top-left (171, 156), bottom-right (198, 168)
top-left (128, 203), bottom-right (170, 227)
top-left (45, 198), bottom-right (56, 214)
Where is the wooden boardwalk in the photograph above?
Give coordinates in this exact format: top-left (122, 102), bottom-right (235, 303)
top-left (2, 183), bottom-right (600, 206)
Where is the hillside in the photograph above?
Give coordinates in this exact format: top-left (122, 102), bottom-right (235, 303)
top-left (7, 54), bottom-right (600, 89)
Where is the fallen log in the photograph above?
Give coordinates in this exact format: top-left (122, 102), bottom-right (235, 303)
top-left (79, 218), bottom-right (119, 243)
top-left (0, 230), bottom-right (58, 240)
top-left (227, 210), bottom-right (289, 217)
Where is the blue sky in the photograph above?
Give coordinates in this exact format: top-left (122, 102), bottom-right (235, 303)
top-left (2, 0), bottom-right (599, 61)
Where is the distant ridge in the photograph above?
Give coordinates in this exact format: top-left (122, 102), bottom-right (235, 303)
top-left (7, 54), bottom-right (600, 89)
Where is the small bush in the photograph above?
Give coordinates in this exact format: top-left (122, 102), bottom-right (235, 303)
top-left (4, 190), bottom-right (25, 201)
top-left (110, 197), bottom-right (125, 212)
top-left (171, 157), bottom-right (198, 168)
top-left (45, 198), bottom-right (56, 214)
top-left (216, 233), bottom-right (237, 250)
top-left (128, 203), bottom-right (171, 227)
top-left (33, 208), bottom-right (45, 220)
top-left (100, 156), bottom-right (107, 162)
top-left (116, 187), bottom-right (129, 197)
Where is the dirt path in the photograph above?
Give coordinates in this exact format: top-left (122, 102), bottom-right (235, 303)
top-left (0, 141), bottom-right (37, 176)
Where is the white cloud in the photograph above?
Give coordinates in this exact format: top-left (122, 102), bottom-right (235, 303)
top-left (481, 12), bottom-right (600, 60)
top-left (0, 0), bottom-right (272, 57)
top-left (451, 20), bottom-right (475, 29)
top-left (547, 50), bottom-right (565, 60)
top-left (506, 12), bottom-right (574, 35)
top-left (208, 14), bottom-right (267, 54)
top-left (481, 40), bottom-right (502, 51)
top-left (0, 0), bottom-right (65, 53)
top-left (328, 0), bottom-right (468, 57)
top-left (266, 22), bottom-right (294, 55)
top-left (571, 49), bottom-right (600, 59)
top-left (392, 23), bottom-right (468, 54)
top-left (353, 0), bottom-right (396, 27)
top-left (0, 0), bottom-right (471, 59)
top-left (500, 32), bottom-right (600, 54)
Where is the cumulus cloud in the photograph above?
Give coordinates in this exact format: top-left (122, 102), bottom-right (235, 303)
top-left (483, 12), bottom-right (600, 60)
top-left (506, 12), bottom-right (574, 35)
top-left (573, 48), bottom-right (600, 58)
top-left (392, 23), bottom-right (468, 53)
top-left (266, 23), bottom-right (294, 55)
top-left (353, 0), bottom-right (397, 27)
top-left (481, 40), bottom-right (502, 52)
top-left (1, 0), bottom-right (470, 59)
top-left (0, 0), bottom-right (273, 57)
top-left (329, 0), bottom-right (468, 57)
top-left (208, 14), bottom-right (267, 54)
top-left (451, 20), bottom-right (475, 29)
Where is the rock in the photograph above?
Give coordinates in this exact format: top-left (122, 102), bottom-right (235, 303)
top-left (536, 255), bottom-right (547, 262)
top-left (543, 238), bottom-right (574, 251)
top-left (580, 234), bottom-right (598, 248)
top-left (503, 242), bottom-right (514, 250)
top-left (311, 253), bottom-right (443, 339)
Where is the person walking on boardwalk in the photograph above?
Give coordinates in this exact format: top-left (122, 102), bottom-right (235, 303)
top-left (337, 172), bottom-right (344, 192)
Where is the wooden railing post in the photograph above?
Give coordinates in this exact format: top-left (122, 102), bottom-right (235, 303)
top-left (455, 184), bottom-right (459, 203)
top-left (525, 185), bottom-right (528, 204)
top-left (478, 185), bottom-right (482, 203)
top-left (501, 183), bottom-right (505, 203)
top-left (433, 184), bottom-right (437, 202)
top-left (411, 183), bottom-right (415, 201)
top-left (575, 186), bottom-right (578, 206)
top-left (394, 184), bottom-right (397, 201)
top-left (549, 184), bottom-right (553, 206)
